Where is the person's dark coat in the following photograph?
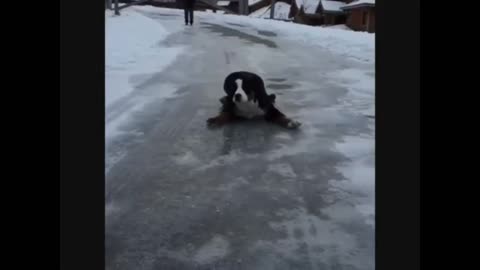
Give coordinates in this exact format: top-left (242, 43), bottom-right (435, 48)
top-left (184, 0), bottom-right (196, 9)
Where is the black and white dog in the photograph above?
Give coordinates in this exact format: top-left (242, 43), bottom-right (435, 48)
top-left (207, 71), bottom-right (301, 129)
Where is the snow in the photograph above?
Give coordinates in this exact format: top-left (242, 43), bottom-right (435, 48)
top-left (206, 9), bottom-right (226, 14)
top-left (105, 9), bottom-right (184, 107)
top-left (105, 9), bottom-right (185, 155)
top-left (106, 10), bottom-right (167, 107)
top-left (198, 8), bottom-right (374, 62)
top-left (249, 2), bottom-right (291, 20)
top-left (295, 0), bottom-right (320, 14)
top-left (342, 0), bottom-right (375, 9)
top-left (320, 0), bottom-right (346, 12)
top-left (322, 24), bottom-right (351, 31)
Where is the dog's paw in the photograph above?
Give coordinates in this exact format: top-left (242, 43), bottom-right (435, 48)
top-left (286, 120), bottom-right (301, 129)
top-left (207, 116), bottom-right (226, 128)
top-left (207, 117), bottom-right (219, 126)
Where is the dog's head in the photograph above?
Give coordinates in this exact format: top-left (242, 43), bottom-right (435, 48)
top-left (232, 79), bottom-right (255, 104)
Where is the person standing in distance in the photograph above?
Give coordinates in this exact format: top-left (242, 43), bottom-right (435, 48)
top-left (184, 0), bottom-right (196, 26)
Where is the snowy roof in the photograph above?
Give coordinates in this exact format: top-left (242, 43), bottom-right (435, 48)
top-left (320, 0), bottom-right (346, 13)
top-left (295, 0), bottom-right (320, 14)
top-left (217, 1), bottom-right (230, 6)
top-left (249, 2), bottom-right (291, 19)
top-left (341, 0), bottom-right (375, 10)
top-left (249, 0), bottom-right (263, 6)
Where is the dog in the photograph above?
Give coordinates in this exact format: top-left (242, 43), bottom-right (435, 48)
top-left (207, 71), bottom-right (301, 129)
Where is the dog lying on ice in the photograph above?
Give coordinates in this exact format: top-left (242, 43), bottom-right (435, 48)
top-left (207, 71), bottom-right (301, 129)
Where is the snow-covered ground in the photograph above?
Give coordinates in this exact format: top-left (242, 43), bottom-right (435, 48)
top-left (212, 8), bottom-right (374, 62)
top-left (105, 9), bottom-right (185, 142)
top-left (321, 23), bottom-right (352, 31)
top-left (106, 6), bottom-right (374, 270)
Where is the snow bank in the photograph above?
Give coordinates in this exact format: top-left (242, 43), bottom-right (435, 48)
top-left (132, 6), bottom-right (373, 62)
top-left (106, 9), bottom-right (169, 106)
top-left (211, 11), bottom-right (374, 62)
top-left (321, 24), bottom-right (351, 31)
top-left (105, 9), bottom-right (184, 142)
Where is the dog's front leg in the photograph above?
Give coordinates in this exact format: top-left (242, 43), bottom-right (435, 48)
top-left (272, 116), bottom-right (302, 129)
top-left (265, 106), bottom-right (301, 129)
top-left (207, 111), bottom-right (234, 127)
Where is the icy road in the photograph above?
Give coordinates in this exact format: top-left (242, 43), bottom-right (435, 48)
top-left (106, 6), bottom-right (375, 270)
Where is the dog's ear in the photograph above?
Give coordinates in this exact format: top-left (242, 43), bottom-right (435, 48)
top-left (219, 96), bottom-right (228, 105)
top-left (269, 94), bottom-right (276, 103)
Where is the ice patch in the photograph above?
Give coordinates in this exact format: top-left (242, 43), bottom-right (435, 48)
top-left (268, 163), bottom-right (297, 178)
top-left (274, 132), bottom-right (293, 140)
top-left (326, 68), bottom-right (375, 116)
top-left (173, 151), bottom-right (201, 166)
top-left (105, 201), bottom-right (120, 216)
top-left (333, 135), bottom-right (375, 227)
top-left (254, 207), bottom-right (373, 269)
top-left (105, 99), bottom-right (148, 140)
top-left (193, 235), bottom-right (230, 264)
top-left (105, 83), bottom-right (180, 142)
top-left (195, 150), bottom-right (258, 171)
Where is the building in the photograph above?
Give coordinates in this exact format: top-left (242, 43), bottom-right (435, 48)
top-left (341, 0), bottom-right (375, 32)
top-left (289, 0), bottom-right (323, 25)
top-left (289, 0), bottom-right (348, 26)
top-left (318, 0), bottom-right (347, 25)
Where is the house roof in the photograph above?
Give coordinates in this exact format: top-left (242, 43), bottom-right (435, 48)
top-left (320, 0), bottom-right (346, 13)
top-left (248, 0), bottom-right (263, 6)
top-left (295, 0), bottom-right (321, 15)
top-left (341, 0), bottom-right (375, 10)
top-left (249, 2), bottom-right (291, 19)
top-left (217, 1), bottom-right (230, 6)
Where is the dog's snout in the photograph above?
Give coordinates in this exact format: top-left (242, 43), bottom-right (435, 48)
top-left (234, 93), bottom-right (242, 101)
